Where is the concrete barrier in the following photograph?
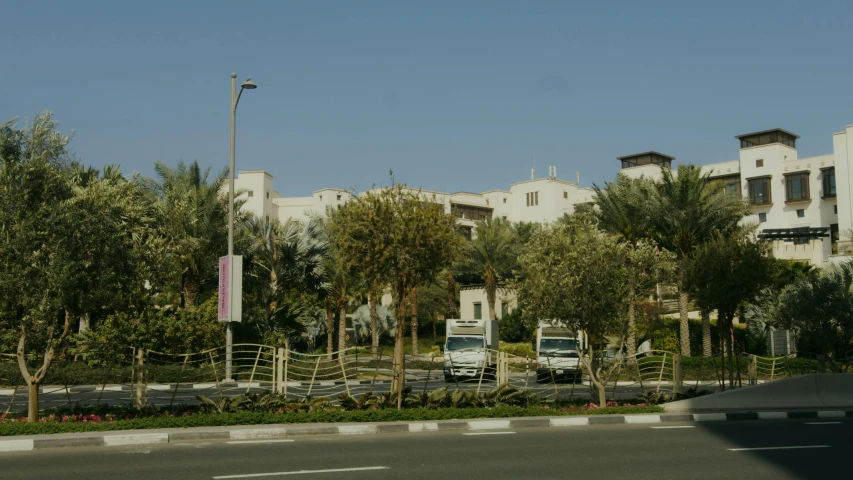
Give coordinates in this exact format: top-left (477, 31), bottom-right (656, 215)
top-left (664, 374), bottom-right (853, 412)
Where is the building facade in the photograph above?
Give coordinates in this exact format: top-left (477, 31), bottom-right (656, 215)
top-left (234, 124), bottom-right (853, 268)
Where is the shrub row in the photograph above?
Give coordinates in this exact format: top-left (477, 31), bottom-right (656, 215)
top-left (0, 404), bottom-right (664, 437)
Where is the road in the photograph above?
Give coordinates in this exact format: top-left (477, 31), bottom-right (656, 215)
top-left (1, 376), bottom-right (723, 411)
top-left (1, 419), bottom-right (847, 479)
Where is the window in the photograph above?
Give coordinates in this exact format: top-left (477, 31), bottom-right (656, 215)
top-left (503, 198), bottom-right (507, 204)
top-left (337, 194), bottom-right (342, 201)
top-left (725, 183), bottom-right (738, 196)
top-left (266, 192), bottom-right (270, 199)
top-left (319, 195), bottom-right (323, 201)
top-left (758, 212), bottom-right (767, 223)
top-left (501, 302), bottom-right (508, 317)
top-left (748, 178), bottom-right (771, 205)
top-left (563, 192), bottom-right (568, 199)
top-left (834, 205), bottom-right (838, 215)
top-left (265, 215), bottom-right (269, 221)
top-left (796, 209), bottom-right (805, 218)
top-left (823, 168), bottom-right (836, 197)
top-left (473, 302), bottom-right (482, 320)
top-left (247, 190), bottom-right (254, 198)
top-left (793, 238), bottom-right (809, 245)
top-left (486, 199), bottom-right (490, 206)
top-left (831, 223), bottom-right (840, 254)
top-left (756, 159), bottom-right (764, 168)
top-left (785, 173), bottom-right (809, 202)
top-left (526, 192), bottom-right (539, 207)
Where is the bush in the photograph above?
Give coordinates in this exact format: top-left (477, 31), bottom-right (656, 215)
top-left (499, 308), bottom-right (533, 343)
top-left (499, 342), bottom-right (535, 358)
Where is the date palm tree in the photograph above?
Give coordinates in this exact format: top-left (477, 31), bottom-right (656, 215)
top-left (462, 217), bottom-right (518, 321)
top-left (645, 164), bottom-right (750, 356)
top-left (143, 160), bottom-right (232, 308)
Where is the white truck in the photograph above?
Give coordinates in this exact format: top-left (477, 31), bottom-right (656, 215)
top-left (535, 321), bottom-right (585, 383)
top-left (443, 319), bottom-right (499, 382)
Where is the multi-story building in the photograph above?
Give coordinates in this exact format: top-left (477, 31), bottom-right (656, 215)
top-left (234, 124), bottom-right (853, 269)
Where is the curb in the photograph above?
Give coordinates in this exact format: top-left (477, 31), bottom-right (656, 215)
top-left (1, 410), bottom-right (850, 453)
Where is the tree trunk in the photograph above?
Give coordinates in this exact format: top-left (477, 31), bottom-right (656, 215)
top-left (182, 275), bottom-right (200, 309)
top-left (626, 280), bottom-right (637, 359)
top-left (411, 287), bottom-right (419, 357)
top-left (393, 280), bottom-right (407, 410)
top-left (28, 383), bottom-right (39, 423)
top-left (701, 309), bottom-right (712, 357)
top-left (584, 342), bottom-right (607, 407)
top-left (718, 319), bottom-right (726, 392)
top-left (726, 317), bottom-right (734, 388)
top-left (368, 290), bottom-right (379, 358)
top-left (485, 270), bottom-right (497, 320)
top-left (325, 300), bottom-right (334, 361)
top-left (447, 271), bottom-right (457, 318)
top-left (677, 269), bottom-right (691, 356)
top-left (337, 294), bottom-right (347, 360)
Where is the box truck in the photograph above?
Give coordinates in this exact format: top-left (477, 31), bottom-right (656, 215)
top-left (535, 320), bottom-right (585, 383)
top-left (443, 319), bottom-right (499, 381)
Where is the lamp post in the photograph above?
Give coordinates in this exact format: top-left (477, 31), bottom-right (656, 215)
top-left (226, 72), bottom-right (257, 381)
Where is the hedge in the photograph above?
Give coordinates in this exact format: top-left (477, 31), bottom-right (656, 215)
top-left (0, 405), bottom-right (664, 436)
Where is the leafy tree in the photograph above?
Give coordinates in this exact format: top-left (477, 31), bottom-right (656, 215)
top-left (514, 219), bottom-right (627, 406)
top-left (331, 185), bottom-right (463, 405)
top-left (645, 164), bottom-right (750, 356)
top-left (0, 113), bottom-right (149, 420)
top-left (687, 232), bottom-right (772, 386)
top-left (461, 217), bottom-right (517, 320)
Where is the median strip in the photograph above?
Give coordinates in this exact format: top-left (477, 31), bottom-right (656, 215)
top-left (727, 445), bottom-right (831, 452)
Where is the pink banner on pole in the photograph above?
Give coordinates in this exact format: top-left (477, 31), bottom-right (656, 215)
top-left (218, 256), bottom-right (230, 321)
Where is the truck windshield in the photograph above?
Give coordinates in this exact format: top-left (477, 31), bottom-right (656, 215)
top-left (446, 336), bottom-right (484, 351)
top-left (540, 338), bottom-right (578, 355)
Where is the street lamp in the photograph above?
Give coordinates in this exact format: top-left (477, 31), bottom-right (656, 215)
top-left (226, 72), bottom-right (257, 381)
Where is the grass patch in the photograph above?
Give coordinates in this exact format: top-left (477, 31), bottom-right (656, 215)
top-left (0, 405), bottom-right (663, 437)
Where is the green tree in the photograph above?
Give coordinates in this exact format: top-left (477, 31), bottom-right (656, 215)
top-left (143, 160), bottom-right (231, 308)
top-left (331, 185), bottom-right (462, 406)
top-left (0, 113), bottom-right (149, 421)
top-left (514, 219), bottom-right (627, 406)
top-left (461, 217), bottom-right (517, 321)
top-left (687, 232), bottom-right (772, 386)
top-left (594, 174), bottom-right (672, 358)
top-left (646, 164), bottom-right (750, 356)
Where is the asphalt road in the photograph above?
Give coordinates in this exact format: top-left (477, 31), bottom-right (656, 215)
top-left (1, 419), bottom-right (848, 479)
top-left (1, 378), bottom-right (722, 411)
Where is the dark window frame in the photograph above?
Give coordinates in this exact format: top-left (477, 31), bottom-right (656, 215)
top-left (822, 167), bottom-right (836, 198)
top-left (748, 176), bottom-right (772, 205)
top-left (784, 172), bottom-right (810, 203)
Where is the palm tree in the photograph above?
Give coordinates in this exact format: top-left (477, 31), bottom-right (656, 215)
top-left (143, 160), bottom-right (232, 308)
top-left (594, 174), bottom-right (656, 358)
top-left (241, 217), bottom-right (327, 349)
top-left (645, 164), bottom-right (750, 356)
top-left (463, 217), bottom-right (517, 321)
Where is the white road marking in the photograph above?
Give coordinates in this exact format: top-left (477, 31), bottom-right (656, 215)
top-left (805, 422), bottom-right (842, 425)
top-left (461, 431), bottom-right (516, 436)
top-left (213, 466), bottom-right (389, 478)
top-left (727, 445), bottom-right (831, 452)
top-left (651, 426), bottom-right (695, 429)
top-left (226, 439), bottom-right (295, 444)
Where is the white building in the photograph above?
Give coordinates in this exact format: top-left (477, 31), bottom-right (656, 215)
top-left (234, 124), bottom-right (853, 268)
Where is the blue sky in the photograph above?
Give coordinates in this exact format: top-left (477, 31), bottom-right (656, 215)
top-left (4, 1), bottom-right (852, 196)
